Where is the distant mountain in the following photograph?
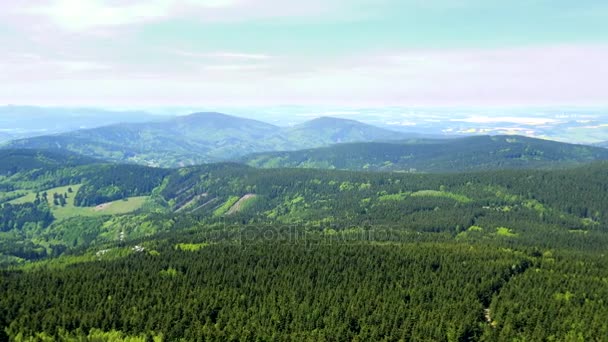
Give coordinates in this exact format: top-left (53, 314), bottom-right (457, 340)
top-left (3, 113), bottom-right (411, 167)
top-left (285, 117), bottom-right (407, 146)
top-left (0, 105), bottom-right (165, 139)
top-left (242, 135), bottom-right (608, 173)
top-left (593, 141), bottom-right (608, 148)
top-left (0, 132), bottom-right (12, 143)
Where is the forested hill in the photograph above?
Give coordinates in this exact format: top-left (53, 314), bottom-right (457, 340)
top-left (159, 161), bottom-right (608, 231)
top-left (283, 116), bottom-right (408, 145)
top-left (2, 153), bottom-right (608, 340)
top-left (2, 113), bottom-right (411, 167)
top-left (0, 149), bottom-right (100, 176)
top-left (242, 135), bottom-right (608, 172)
top-left (0, 132), bottom-right (12, 143)
top-left (594, 140), bottom-right (608, 148)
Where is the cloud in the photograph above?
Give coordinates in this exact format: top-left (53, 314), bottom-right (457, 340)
top-left (17, 0), bottom-right (343, 31)
top-left (1, 43), bottom-right (607, 107)
top-left (201, 64), bottom-right (268, 71)
top-left (24, 0), bottom-right (174, 31)
top-left (174, 50), bottom-right (273, 60)
top-left (450, 116), bottom-right (561, 125)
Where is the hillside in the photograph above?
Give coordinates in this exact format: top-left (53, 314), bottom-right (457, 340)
top-left (0, 149), bottom-right (100, 176)
top-left (594, 140), bottom-right (608, 148)
top-left (243, 135), bottom-right (608, 172)
top-left (3, 151), bottom-right (608, 263)
top-left (0, 106), bottom-right (164, 139)
top-left (2, 113), bottom-right (410, 167)
top-left (2, 152), bottom-right (608, 340)
top-left (285, 116), bottom-right (408, 145)
top-left (0, 132), bottom-right (12, 143)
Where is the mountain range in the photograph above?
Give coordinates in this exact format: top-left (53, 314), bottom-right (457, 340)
top-left (243, 135), bottom-right (608, 172)
top-left (2, 113), bottom-right (412, 167)
top-left (0, 106), bottom-right (166, 141)
top-left (3, 111), bottom-right (608, 171)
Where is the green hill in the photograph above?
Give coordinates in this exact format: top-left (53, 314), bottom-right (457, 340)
top-left (0, 149), bottom-right (100, 176)
top-left (594, 140), bottom-right (608, 148)
top-left (2, 113), bottom-right (412, 167)
top-left (2, 151), bottom-right (608, 340)
top-left (0, 132), bottom-right (12, 143)
top-left (284, 116), bottom-right (408, 145)
top-left (243, 135), bottom-right (608, 172)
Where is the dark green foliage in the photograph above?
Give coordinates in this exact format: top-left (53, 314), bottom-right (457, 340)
top-left (73, 164), bottom-right (169, 206)
top-left (160, 162), bottom-right (608, 238)
top-left (1, 231), bottom-right (606, 341)
top-left (0, 237), bottom-right (524, 341)
top-left (0, 149), bottom-right (98, 176)
top-left (2, 150), bottom-right (608, 340)
top-left (0, 202), bottom-right (53, 232)
top-left (243, 135), bottom-right (608, 172)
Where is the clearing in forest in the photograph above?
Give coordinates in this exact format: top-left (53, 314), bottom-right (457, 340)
top-left (8, 184), bottom-right (147, 220)
top-left (226, 194), bottom-right (258, 215)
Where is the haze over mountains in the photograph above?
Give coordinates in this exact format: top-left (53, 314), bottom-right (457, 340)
top-left (2, 111), bottom-right (607, 172)
top-left (0, 106), bottom-right (166, 143)
top-left (2, 112), bottom-right (414, 167)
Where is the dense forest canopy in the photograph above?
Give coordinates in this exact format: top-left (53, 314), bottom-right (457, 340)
top-left (1, 149), bottom-right (607, 340)
top-left (242, 135), bottom-right (608, 172)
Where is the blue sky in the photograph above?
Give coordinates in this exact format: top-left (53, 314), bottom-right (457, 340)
top-left (1, 0), bottom-right (607, 107)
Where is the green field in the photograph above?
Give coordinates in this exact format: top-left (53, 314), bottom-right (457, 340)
top-left (410, 189), bottom-right (472, 203)
top-left (9, 184), bottom-right (148, 220)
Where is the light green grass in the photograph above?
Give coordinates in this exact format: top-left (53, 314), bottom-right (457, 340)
top-left (20, 247), bottom-right (134, 271)
top-left (410, 190), bottom-right (472, 203)
top-left (378, 192), bottom-right (411, 201)
top-left (175, 243), bottom-right (210, 251)
top-left (495, 227), bottom-right (518, 237)
top-left (213, 196), bottom-right (241, 217)
top-left (468, 225), bottom-right (484, 232)
top-left (53, 196), bottom-right (148, 220)
top-left (9, 184), bottom-right (148, 220)
top-left (10, 184), bottom-right (83, 205)
top-left (0, 189), bottom-right (30, 203)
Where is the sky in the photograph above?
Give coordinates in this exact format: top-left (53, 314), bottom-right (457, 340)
top-left (1, 0), bottom-right (607, 107)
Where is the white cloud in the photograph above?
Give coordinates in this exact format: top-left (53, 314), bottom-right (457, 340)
top-left (24, 0), bottom-right (173, 31)
top-left (18, 0), bottom-right (340, 31)
top-left (201, 64), bottom-right (268, 71)
top-left (450, 116), bottom-right (561, 125)
top-left (174, 50), bottom-right (273, 60)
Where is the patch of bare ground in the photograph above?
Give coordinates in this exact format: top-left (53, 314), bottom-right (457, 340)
top-left (174, 193), bottom-right (208, 213)
top-left (226, 194), bottom-right (257, 215)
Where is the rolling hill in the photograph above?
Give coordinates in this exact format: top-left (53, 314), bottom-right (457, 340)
top-left (0, 105), bottom-right (165, 139)
top-left (2, 113), bottom-right (412, 167)
top-left (594, 141), bottom-right (608, 148)
top-left (0, 132), bottom-right (13, 143)
top-left (242, 135), bottom-right (608, 172)
top-left (0, 149), bottom-right (100, 176)
top-left (2, 150), bottom-right (608, 340)
top-left (284, 116), bottom-right (409, 145)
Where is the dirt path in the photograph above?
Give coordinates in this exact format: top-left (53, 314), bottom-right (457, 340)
top-left (226, 194), bottom-right (257, 215)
